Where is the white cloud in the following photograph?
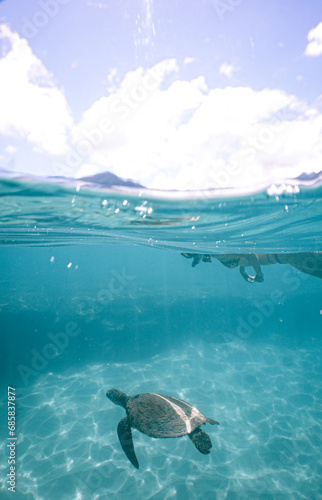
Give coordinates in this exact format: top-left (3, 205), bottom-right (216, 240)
top-left (106, 67), bottom-right (119, 93)
top-left (305, 21), bottom-right (322, 57)
top-left (0, 24), bottom-right (73, 155)
top-left (219, 62), bottom-right (235, 79)
top-left (5, 145), bottom-right (17, 154)
top-left (183, 57), bottom-right (196, 65)
top-left (1, 26), bottom-right (320, 191)
top-left (73, 65), bottom-right (322, 190)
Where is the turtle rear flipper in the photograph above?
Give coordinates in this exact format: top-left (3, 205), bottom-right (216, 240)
top-left (206, 418), bottom-right (219, 425)
top-left (117, 417), bottom-right (139, 469)
top-left (189, 427), bottom-right (212, 454)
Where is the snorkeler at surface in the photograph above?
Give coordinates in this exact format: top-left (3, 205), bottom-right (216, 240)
top-left (181, 252), bottom-right (322, 283)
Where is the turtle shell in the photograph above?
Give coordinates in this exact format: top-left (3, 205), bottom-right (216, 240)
top-left (126, 393), bottom-right (207, 438)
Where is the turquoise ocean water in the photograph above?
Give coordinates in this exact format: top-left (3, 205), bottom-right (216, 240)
top-left (0, 173), bottom-right (322, 499)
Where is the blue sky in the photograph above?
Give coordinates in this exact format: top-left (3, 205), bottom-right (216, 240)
top-left (0, 0), bottom-right (321, 189)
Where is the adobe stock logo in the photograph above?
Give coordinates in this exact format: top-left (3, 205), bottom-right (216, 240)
top-left (17, 321), bottom-right (81, 386)
top-left (21, 0), bottom-right (71, 39)
top-left (212, 0), bottom-right (244, 21)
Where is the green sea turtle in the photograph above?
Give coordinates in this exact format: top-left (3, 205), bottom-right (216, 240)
top-left (106, 389), bottom-right (219, 469)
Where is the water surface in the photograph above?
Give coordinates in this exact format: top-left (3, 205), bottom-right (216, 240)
top-left (0, 174), bottom-right (321, 499)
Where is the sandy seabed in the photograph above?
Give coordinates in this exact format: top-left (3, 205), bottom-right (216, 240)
top-left (0, 338), bottom-right (321, 500)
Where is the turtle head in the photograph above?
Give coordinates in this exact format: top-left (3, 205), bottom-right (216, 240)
top-left (106, 389), bottom-right (128, 408)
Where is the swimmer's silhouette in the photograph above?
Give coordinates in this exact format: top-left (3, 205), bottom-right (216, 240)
top-left (181, 252), bottom-right (322, 282)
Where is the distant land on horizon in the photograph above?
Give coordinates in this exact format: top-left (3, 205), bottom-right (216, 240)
top-left (80, 171), bottom-right (145, 189)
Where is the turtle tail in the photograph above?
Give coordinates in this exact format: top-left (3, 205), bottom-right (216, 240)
top-left (188, 427), bottom-right (212, 455)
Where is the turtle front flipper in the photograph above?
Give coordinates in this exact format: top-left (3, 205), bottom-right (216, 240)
top-left (188, 427), bottom-right (212, 454)
top-left (117, 417), bottom-right (139, 469)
